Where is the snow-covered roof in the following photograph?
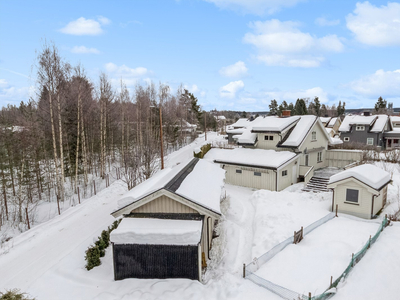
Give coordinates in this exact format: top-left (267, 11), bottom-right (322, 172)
top-left (110, 218), bottom-right (202, 245)
top-left (280, 115), bottom-right (317, 147)
top-left (205, 148), bottom-right (298, 169)
top-left (237, 116), bottom-right (265, 144)
top-left (226, 128), bottom-right (246, 135)
top-left (370, 115), bottom-right (388, 132)
top-left (319, 117), bottom-right (331, 124)
top-left (251, 116), bottom-right (300, 132)
top-left (325, 128), bottom-right (333, 134)
top-left (327, 117), bottom-right (338, 128)
top-left (217, 115), bottom-right (226, 120)
top-left (328, 164), bottom-right (391, 190)
top-left (115, 158), bottom-right (225, 215)
top-left (230, 118), bottom-right (250, 128)
top-left (339, 115), bottom-right (377, 132)
top-left (330, 136), bottom-right (343, 145)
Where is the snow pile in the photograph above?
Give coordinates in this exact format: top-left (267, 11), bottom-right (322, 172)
top-left (251, 116), bottom-right (299, 132)
top-left (328, 164), bottom-right (391, 190)
top-left (110, 218), bottom-right (202, 245)
top-left (281, 115), bottom-right (317, 147)
top-left (205, 148), bottom-right (297, 169)
top-left (176, 159), bottom-right (225, 214)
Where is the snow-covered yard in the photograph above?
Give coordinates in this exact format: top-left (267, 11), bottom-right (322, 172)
top-left (255, 216), bottom-right (380, 295)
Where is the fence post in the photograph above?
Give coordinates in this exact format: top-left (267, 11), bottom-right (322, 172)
top-left (330, 276), bottom-right (333, 288)
top-left (368, 235), bottom-right (371, 249)
top-left (309, 292), bottom-right (312, 300)
top-left (351, 253), bottom-right (354, 267)
top-left (335, 204), bottom-right (338, 217)
top-left (25, 207), bottom-right (30, 230)
top-left (94, 180), bottom-right (96, 195)
top-left (243, 263), bottom-right (246, 278)
top-left (77, 186), bottom-right (81, 204)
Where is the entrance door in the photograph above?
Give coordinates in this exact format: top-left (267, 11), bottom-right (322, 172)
top-left (305, 155), bottom-right (309, 166)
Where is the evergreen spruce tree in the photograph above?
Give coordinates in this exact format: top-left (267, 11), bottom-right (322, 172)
top-left (313, 97), bottom-right (321, 116)
top-left (85, 246), bottom-right (101, 270)
top-left (101, 230), bottom-right (110, 248)
top-left (375, 96), bottom-right (387, 113)
top-left (294, 98), bottom-right (307, 115)
top-left (268, 99), bottom-right (278, 115)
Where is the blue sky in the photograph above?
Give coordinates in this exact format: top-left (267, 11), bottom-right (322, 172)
top-left (1, 0), bottom-right (400, 111)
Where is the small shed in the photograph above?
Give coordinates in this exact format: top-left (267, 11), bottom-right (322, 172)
top-left (327, 164), bottom-right (391, 219)
top-left (110, 158), bottom-right (225, 281)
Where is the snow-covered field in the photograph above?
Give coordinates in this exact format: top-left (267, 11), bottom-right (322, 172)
top-left (1, 136), bottom-right (400, 299)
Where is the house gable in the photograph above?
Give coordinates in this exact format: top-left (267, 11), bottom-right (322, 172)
top-left (298, 118), bottom-right (330, 152)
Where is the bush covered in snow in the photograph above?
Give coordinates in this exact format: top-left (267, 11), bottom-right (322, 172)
top-left (0, 289), bottom-right (35, 300)
top-left (193, 143), bottom-right (211, 159)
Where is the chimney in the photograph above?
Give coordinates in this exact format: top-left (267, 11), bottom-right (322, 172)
top-left (282, 110), bottom-right (291, 117)
top-left (363, 111), bottom-right (371, 116)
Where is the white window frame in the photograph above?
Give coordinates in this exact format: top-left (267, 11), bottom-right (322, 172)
top-left (311, 131), bottom-right (317, 141)
top-left (344, 137), bottom-right (350, 142)
top-left (367, 138), bottom-right (374, 145)
top-left (317, 152), bottom-right (322, 162)
top-left (356, 126), bottom-right (365, 131)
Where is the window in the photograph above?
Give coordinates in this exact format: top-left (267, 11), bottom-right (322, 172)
top-left (311, 131), bottom-right (316, 141)
top-left (317, 152), bottom-right (322, 162)
top-left (282, 170), bottom-right (287, 176)
top-left (344, 137), bottom-right (350, 142)
top-left (236, 169), bottom-right (242, 174)
top-left (346, 189), bottom-right (359, 203)
top-left (367, 138), bottom-right (374, 145)
top-left (254, 172), bottom-right (261, 176)
top-left (356, 126), bottom-right (365, 131)
top-left (264, 135), bottom-right (274, 141)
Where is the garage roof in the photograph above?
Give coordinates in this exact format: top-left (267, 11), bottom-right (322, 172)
top-left (110, 218), bottom-right (202, 245)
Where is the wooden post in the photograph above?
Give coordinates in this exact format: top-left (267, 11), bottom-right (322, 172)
top-left (351, 253), bottom-right (354, 267)
top-left (330, 276), bottom-right (333, 288)
top-left (309, 292), bottom-right (311, 300)
top-left (368, 235), bottom-right (371, 248)
top-left (94, 180), bottom-right (96, 195)
top-left (301, 226), bottom-right (303, 240)
top-left (77, 186), bottom-right (80, 204)
top-left (335, 204), bottom-right (338, 217)
top-left (25, 207), bottom-right (30, 230)
top-left (293, 231), bottom-right (296, 244)
top-left (243, 263), bottom-right (246, 278)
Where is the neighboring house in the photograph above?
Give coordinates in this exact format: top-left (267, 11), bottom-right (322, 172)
top-left (238, 115), bottom-right (333, 170)
top-left (226, 118), bottom-right (251, 144)
top-left (110, 158), bottom-right (225, 281)
top-left (179, 120), bottom-right (197, 133)
top-left (320, 117), bottom-right (342, 137)
top-left (327, 164), bottom-right (391, 219)
top-left (384, 116), bottom-right (400, 150)
top-left (205, 148), bottom-right (300, 191)
top-left (339, 114), bottom-right (390, 148)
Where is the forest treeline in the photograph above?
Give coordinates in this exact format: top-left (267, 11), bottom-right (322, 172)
top-left (0, 43), bottom-right (218, 228)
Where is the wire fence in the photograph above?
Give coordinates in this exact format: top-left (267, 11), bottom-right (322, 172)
top-left (244, 213), bottom-right (390, 300)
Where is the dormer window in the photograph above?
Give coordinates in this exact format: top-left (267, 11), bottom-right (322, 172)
top-left (264, 135), bottom-right (274, 141)
top-left (356, 126), bottom-right (365, 131)
top-left (311, 131), bottom-right (317, 141)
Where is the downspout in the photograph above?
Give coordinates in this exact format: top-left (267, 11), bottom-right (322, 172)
top-left (371, 194), bottom-right (379, 219)
top-left (330, 188), bottom-right (335, 212)
top-left (274, 170), bottom-right (278, 191)
top-left (207, 217), bottom-right (211, 260)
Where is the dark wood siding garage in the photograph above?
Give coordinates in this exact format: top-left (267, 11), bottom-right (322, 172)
top-left (113, 243), bottom-right (199, 281)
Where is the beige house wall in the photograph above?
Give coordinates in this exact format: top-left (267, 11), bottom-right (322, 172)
top-left (256, 133), bottom-right (281, 150)
top-left (278, 159), bottom-right (298, 191)
top-left (330, 178), bottom-right (385, 219)
top-left (325, 150), bottom-right (363, 168)
top-left (223, 164), bottom-right (277, 190)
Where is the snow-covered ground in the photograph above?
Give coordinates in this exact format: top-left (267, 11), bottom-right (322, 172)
top-left (1, 136), bottom-right (400, 299)
top-left (255, 216), bottom-right (380, 295)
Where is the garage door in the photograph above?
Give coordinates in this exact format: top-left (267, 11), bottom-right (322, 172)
top-left (113, 243), bottom-right (199, 280)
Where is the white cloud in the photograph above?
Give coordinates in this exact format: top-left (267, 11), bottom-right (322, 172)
top-left (346, 2), bottom-right (400, 46)
top-left (220, 80), bottom-right (244, 98)
top-left (203, 0), bottom-right (303, 15)
top-left (243, 19), bottom-right (344, 67)
top-left (315, 17), bottom-right (340, 26)
top-left (71, 46), bottom-right (100, 54)
top-left (261, 86), bottom-right (329, 103)
top-left (105, 63), bottom-right (149, 77)
top-left (219, 61), bottom-right (248, 78)
top-left (60, 17), bottom-right (110, 35)
top-left (348, 69), bottom-right (400, 97)
top-left (0, 84), bottom-right (35, 105)
top-left (0, 79), bottom-right (8, 88)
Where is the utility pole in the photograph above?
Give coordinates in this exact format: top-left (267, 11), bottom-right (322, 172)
top-left (204, 111), bottom-right (207, 141)
top-left (159, 104), bottom-right (164, 170)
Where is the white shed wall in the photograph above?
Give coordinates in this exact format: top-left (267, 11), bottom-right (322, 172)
top-left (223, 164), bottom-right (277, 190)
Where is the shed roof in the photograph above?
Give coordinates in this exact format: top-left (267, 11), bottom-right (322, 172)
top-left (205, 148), bottom-right (298, 169)
top-left (114, 158), bottom-right (225, 215)
top-left (110, 218), bottom-right (202, 245)
top-left (328, 164), bottom-right (391, 191)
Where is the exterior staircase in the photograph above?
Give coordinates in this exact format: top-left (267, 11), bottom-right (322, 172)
top-left (302, 176), bottom-right (330, 193)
